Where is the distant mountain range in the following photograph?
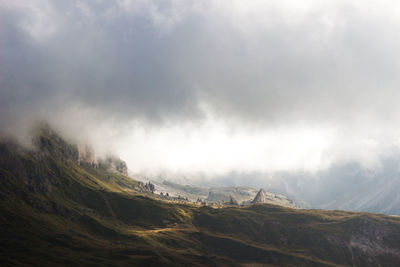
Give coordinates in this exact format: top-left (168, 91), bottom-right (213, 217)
top-left (145, 179), bottom-right (309, 209)
top-left (265, 159), bottom-right (400, 215)
top-left (1, 124), bottom-right (400, 266)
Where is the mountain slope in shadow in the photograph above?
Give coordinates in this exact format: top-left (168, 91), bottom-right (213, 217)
top-left (1, 125), bottom-right (400, 266)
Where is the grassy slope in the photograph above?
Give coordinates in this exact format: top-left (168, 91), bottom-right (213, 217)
top-left (1, 129), bottom-right (400, 266)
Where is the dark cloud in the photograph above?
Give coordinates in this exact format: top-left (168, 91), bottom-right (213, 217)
top-left (2, 0), bottom-right (400, 174)
top-left (2, 0), bottom-right (400, 129)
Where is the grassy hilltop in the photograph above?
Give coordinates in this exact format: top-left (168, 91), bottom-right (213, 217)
top-left (1, 126), bottom-right (400, 266)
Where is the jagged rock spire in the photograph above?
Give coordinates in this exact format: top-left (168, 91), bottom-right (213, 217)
top-left (252, 188), bottom-right (267, 203)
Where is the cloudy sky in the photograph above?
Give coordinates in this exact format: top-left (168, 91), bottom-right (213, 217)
top-left (2, 0), bottom-right (400, 179)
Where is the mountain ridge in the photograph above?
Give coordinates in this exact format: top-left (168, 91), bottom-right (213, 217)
top-left (1, 125), bottom-right (400, 266)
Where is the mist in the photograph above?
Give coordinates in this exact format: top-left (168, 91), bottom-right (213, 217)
top-left (2, 0), bottom-right (400, 189)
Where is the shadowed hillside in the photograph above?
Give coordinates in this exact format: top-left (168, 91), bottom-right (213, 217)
top-left (1, 125), bottom-right (400, 266)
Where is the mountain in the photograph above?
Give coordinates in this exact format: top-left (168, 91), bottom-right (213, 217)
top-left (270, 160), bottom-right (400, 215)
top-left (1, 125), bottom-right (400, 266)
top-left (318, 161), bottom-right (400, 215)
top-left (321, 175), bottom-right (400, 214)
top-left (160, 180), bottom-right (308, 208)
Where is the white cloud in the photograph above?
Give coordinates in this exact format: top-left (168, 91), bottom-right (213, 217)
top-left (115, 118), bottom-right (334, 176)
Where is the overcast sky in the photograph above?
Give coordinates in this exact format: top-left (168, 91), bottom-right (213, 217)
top-left (2, 0), bottom-right (400, 177)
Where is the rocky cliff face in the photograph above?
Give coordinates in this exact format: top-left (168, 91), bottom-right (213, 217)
top-left (99, 156), bottom-right (128, 176)
top-left (77, 146), bottom-right (128, 176)
top-left (77, 144), bottom-right (98, 168)
top-left (32, 123), bottom-right (79, 162)
top-left (31, 123), bottom-right (127, 175)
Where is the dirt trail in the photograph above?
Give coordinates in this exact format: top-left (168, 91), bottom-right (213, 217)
top-left (130, 226), bottom-right (197, 235)
top-left (101, 194), bottom-right (117, 220)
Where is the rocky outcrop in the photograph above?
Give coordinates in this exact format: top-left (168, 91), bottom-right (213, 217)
top-left (33, 123), bottom-right (79, 162)
top-left (31, 123), bottom-right (129, 176)
top-left (77, 144), bottom-right (98, 168)
top-left (77, 146), bottom-right (129, 176)
top-left (252, 188), bottom-right (268, 203)
top-left (226, 195), bottom-right (239, 205)
top-left (99, 156), bottom-right (128, 176)
top-left (251, 188), bottom-right (298, 208)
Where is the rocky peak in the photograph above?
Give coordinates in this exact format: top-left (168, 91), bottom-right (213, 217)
top-left (252, 188), bottom-right (268, 204)
top-left (32, 123), bottom-right (128, 175)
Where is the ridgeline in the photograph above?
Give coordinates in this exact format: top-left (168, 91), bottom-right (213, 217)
top-left (1, 125), bottom-right (400, 266)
